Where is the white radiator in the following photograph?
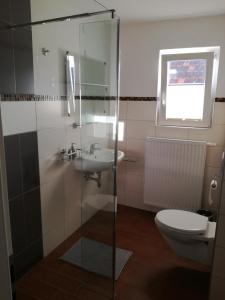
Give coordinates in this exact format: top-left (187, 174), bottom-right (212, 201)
top-left (144, 138), bottom-right (206, 211)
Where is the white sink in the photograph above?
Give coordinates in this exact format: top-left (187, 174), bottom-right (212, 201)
top-left (74, 149), bottom-right (124, 173)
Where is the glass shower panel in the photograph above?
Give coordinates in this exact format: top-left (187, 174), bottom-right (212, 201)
top-left (78, 19), bottom-right (119, 296)
top-left (0, 12), bottom-right (118, 300)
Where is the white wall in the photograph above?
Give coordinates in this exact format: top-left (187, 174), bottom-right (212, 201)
top-left (30, 0), bottom-right (105, 22)
top-left (118, 101), bottom-right (225, 211)
top-left (118, 15), bottom-right (225, 212)
top-left (120, 15), bottom-right (225, 97)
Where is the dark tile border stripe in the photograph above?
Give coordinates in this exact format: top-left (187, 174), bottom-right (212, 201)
top-left (120, 97), bottom-right (157, 101)
top-left (1, 94), bottom-right (225, 102)
top-left (215, 98), bottom-right (225, 102)
top-left (0, 94), bottom-right (117, 101)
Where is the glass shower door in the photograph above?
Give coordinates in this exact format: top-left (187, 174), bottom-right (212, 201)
top-left (77, 19), bottom-right (119, 298)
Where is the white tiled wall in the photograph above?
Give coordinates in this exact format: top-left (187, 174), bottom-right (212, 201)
top-left (1, 101), bottom-right (37, 136)
top-left (35, 100), bottom-right (82, 255)
top-left (37, 100), bottom-right (115, 255)
top-left (118, 100), bottom-right (225, 212)
top-left (1, 101), bottom-right (85, 256)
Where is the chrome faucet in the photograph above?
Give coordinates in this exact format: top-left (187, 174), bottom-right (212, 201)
top-left (89, 143), bottom-right (101, 155)
top-left (60, 143), bottom-right (81, 160)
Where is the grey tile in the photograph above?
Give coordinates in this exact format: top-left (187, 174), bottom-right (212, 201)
top-left (9, 196), bottom-right (26, 255)
top-left (4, 134), bottom-right (22, 199)
top-left (11, 0), bottom-right (31, 24)
top-left (20, 132), bottom-right (40, 193)
top-left (13, 28), bottom-right (34, 94)
top-left (210, 276), bottom-right (225, 300)
top-left (0, 0), bottom-right (11, 22)
top-left (0, 0), bottom-right (15, 94)
top-left (212, 246), bottom-right (225, 280)
top-left (216, 215), bottom-right (225, 248)
top-left (0, 30), bottom-right (15, 93)
top-left (14, 239), bottom-right (43, 279)
top-left (24, 188), bottom-right (42, 245)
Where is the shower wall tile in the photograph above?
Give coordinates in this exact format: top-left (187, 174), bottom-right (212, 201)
top-left (127, 101), bottom-right (156, 121)
top-left (20, 132), bottom-right (40, 192)
top-left (126, 120), bottom-right (155, 140)
top-left (35, 101), bottom-right (82, 257)
top-left (23, 188), bottom-right (42, 245)
top-left (0, 0), bottom-right (34, 95)
top-left (4, 131), bottom-right (40, 199)
top-left (118, 139), bottom-right (127, 153)
top-left (206, 146), bottom-right (224, 168)
top-left (43, 227), bottom-right (65, 257)
top-left (0, 31), bottom-right (15, 94)
top-left (11, 0), bottom-right (31, 24)
top-left (64, 162), bottom-right (81, 238)
top-left (0, 0), bottom-right (14, 94)
top-left (124, 173), bottom-right (144, 209)
top-left (36, 101), bottom-right (66, 130)
top-left (4, 130), bottom-right (43, 279)
top-left (40, 178), bottom-right (65, 236)
top-left (39, 157), bottom-right (66, 185)
top-left (65, 126), bottom-right (81, 149)
top-left (4, 135), bottom-right (22, 199)
top-left (11, 0), bottom-right (34, 94)
top-left (187, 125), bottom-right (225, 146)
top-left (9, 188), bottom-right (43, 279)
top-left (119, 101), bottom-right (127, 120)
top-left (37, 127), bottom-right (66, 159)
top-left (126, 139), bottom-right (145, 159)
top-left (0, 0), bottom-right (11, 21)
top-left (13, 28), bottom-right (34, 94)
top-left (9, 196), bottom-right (27, 254)
top-left (213, 103), bottom-right (225, 125)
top-left (14, 239), bottom-right (43, 280)
top-left (125, 159), bottom-right (145, 176)
top-left (204, 166), bottom-right (220, 180)
top-left (155, 126), bottom-right (189, 140)
top-left (1, 101), bottom-right (37, 136)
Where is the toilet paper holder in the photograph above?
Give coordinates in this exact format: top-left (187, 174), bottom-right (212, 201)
top-left (210, 179), bottom-right (218, 190)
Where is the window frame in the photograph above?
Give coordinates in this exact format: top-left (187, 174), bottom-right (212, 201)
top-left (157, 47), bottom-right (220, 128)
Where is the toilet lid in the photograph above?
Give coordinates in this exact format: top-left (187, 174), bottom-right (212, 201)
top-left (155, 209), bottom-right (208, 234)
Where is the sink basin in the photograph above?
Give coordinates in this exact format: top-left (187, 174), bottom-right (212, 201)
top-left (74, 149), bottom-right (124, 173)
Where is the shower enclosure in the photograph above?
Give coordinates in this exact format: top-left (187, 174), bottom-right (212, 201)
top-left (0, 2), bottom-right (120, 299)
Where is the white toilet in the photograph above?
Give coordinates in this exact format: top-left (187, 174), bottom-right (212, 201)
top-left (155, 209), bottom-right (216, 266)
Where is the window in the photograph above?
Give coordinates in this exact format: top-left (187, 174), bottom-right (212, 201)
top-left (157, 47), bottom-right (220, 128)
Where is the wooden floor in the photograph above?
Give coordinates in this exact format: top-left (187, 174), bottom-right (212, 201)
top-left (16, 205), bottom-right (210, 300)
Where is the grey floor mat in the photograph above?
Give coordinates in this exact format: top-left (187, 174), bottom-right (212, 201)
top-left (60, 237), bottom-right (132, 280)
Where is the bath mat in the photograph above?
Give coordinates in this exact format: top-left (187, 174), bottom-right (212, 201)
top-left (60, 237), bottom-right (132, 280)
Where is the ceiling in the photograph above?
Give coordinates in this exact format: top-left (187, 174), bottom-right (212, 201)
top-left (96, 0), bottom-right (225, 21)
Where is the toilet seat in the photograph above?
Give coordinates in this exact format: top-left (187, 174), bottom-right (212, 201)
top-left (155, 209), bottom-right (216, 264)
top-left (155, 209), bottom-right (208, 235)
